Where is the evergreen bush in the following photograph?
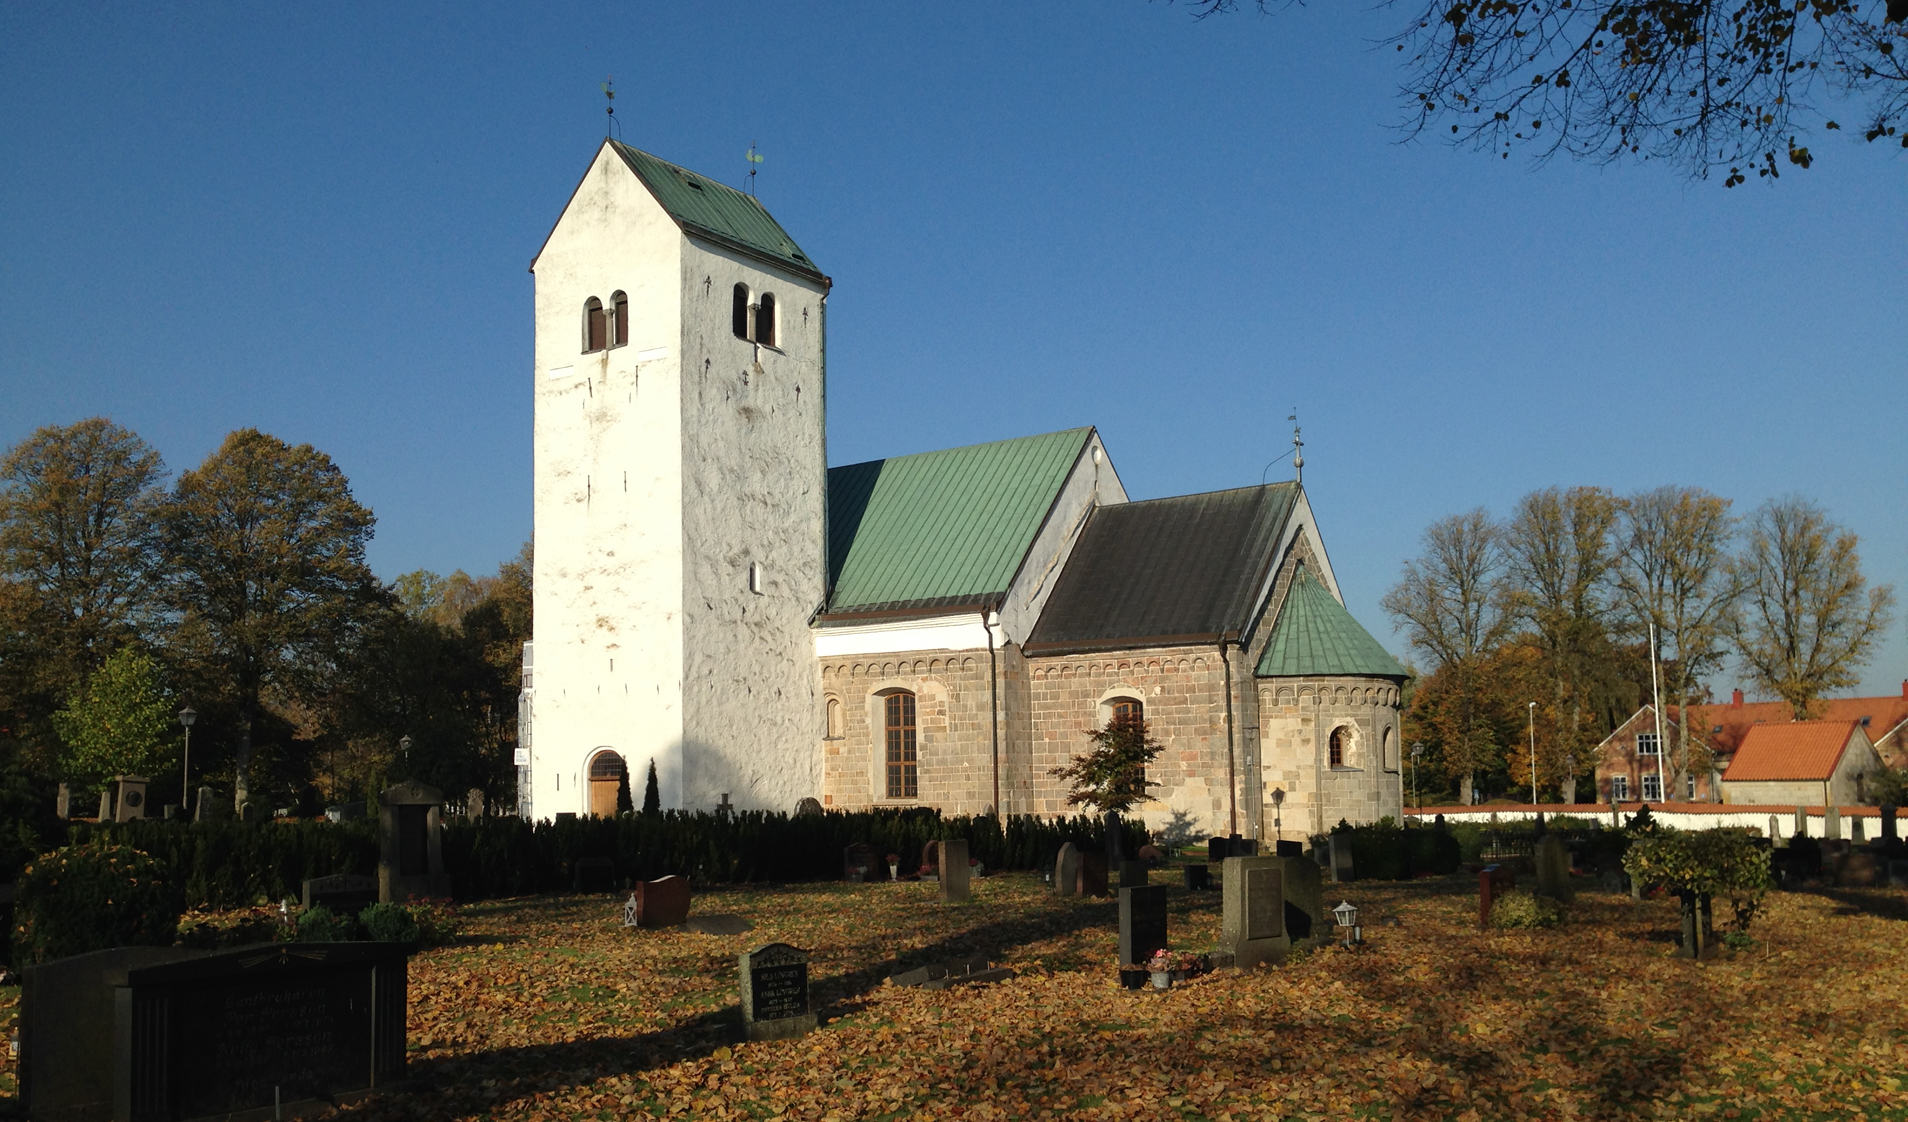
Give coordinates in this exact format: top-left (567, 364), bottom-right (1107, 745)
top-left (295, 904), bottom-right (357, 942)
top-left (359, 902), bottom-right (419, 943)
top-left (11, 842), bottom-right (184, 964)
top-left (1332, 819), bottom-right (1461, 879)
top-left (65, 818), bottom-right (377, 910)
top-left (1491, 890), bottom-right (1565, 929)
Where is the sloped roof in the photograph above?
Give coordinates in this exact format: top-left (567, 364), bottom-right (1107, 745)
top-left (824, 429), bottom-right (1093, 615)
top-left (1255, 566), bottom-right (1408, 680)
top-left (1694, 694), bottom-right (1908, 757)
top-left (1722, 721), bottom-right (1864, 782)
top-left (1024, 483), bottom-right (1296, 651)
top-left (608, 142), bottom-right (826, 284)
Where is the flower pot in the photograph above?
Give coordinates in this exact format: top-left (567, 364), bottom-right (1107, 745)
top-left (888, 865), bottom-right (899, 881)
top-left (1149, 971), bottom-right (1172, 990)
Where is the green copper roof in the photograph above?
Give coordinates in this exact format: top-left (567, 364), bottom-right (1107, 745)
top-left (826, 429), bottom-right (1093, 614)
top-left (610, 141), bottom-right (826, 284)
top-left (1256, 567), bottom-right (1408, 679)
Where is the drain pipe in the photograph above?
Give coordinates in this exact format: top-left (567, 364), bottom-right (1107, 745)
top-left (985, 607), bottom-right (1001, 816)
top-left (1221, 638), bottom-right (1237, 837)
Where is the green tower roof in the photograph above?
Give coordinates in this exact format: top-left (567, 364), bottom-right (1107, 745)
top-left (1255, 567), bottom-right (1407, 680)
top-left (609, 141), bottom-right (826, 284)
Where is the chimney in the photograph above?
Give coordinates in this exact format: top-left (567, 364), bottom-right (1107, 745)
top-left (1731, 689), bottom-right (1744, 708)
top-left (1901, 679), bottom-right (1907, 699)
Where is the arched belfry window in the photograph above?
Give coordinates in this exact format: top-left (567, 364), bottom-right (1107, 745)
top-left (584, 297), bottom-right (606, 353)
top-left (732, 284), bottom-right (752, 340)
top-left (1110, 697), bottom-right (1143, 725)
top-left (884, 691), bottom-right (918, 800)
top-left (611, 291), bottom-right (629, 347)
top-left (825, 697), bottom-right (842, 740)
top-left (756, 293), bottom-right (777, 347)
top-left (1329, 726), bottom-right (1351, 769)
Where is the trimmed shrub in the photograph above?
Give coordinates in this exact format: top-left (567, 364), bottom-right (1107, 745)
top-left (1623, 828), bottom-right (1773, 932)
top-left (176, 906), bottom-right (287, 949)
top-left (406, 899), bottom-right (461, 948)
top-left (65, 818), bottom-right (377, 910)
top-left (12, 842), bottom-right (184, 964)
top-left (1491, 890), bottom-right (1565, 930)
top-left (1333, 819), bottom-right (1462, 880)
top-left (359, 902), bottom-right (420, 943)
top-left (295, 904), bottom-right (357, 942)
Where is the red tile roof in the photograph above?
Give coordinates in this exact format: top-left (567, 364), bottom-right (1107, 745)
top-left (1721, 721), bottom-right (1864, 782)
top-left (1693, 694), bottom-right (1908, 756)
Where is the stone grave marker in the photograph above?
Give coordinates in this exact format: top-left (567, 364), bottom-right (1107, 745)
top-left (326, 800), bottom-right (367, 823)
top-left (21, 942), bottom-right (409, 1122)
top-left (1276, 852), bottom-right (1324, 941)
top-left (682, 914), bottom-right (754, 935)
top-left (1207, 836), bottom-right (1230, 863)
top-left (1118, 859), bottom-right (1149, 887)
top-left (1836, 851), bottom-right (1879, 887)
top-left (939, 838), bottom-right (971, 901)
top-left (1478, 864), bottom-right (1516, 931)
top-left (794, 796), bottom-right (824, 816)
top-left (1794, 806), bottom-right (1808, 839)
top-left (467, 787), bottom-right (486, 818)
top-left (1054, 842), bottom-right (1080, 897)
top-left (920, 839), bottom-right (941, 878)
top-left (739, 943), bottom-right (816, 1041)
top-left (378, 780), bottom-right (451, 902)
top-left (1882, 804), bottom-right (1899, 845)
top-left (195, 785), bottom-right (222, 822)
top-left (1534, 834), bottom-right (1574, 904)
top-left (95, 789), bottom-right (112, 822)
top-left (1769, 815), bottom-right (1781, 844)
top-left (843, 842), bottom-right (879, 882)
top-left (891, 956), bottom-right (1014, 990)
top-left (1118, 884), bottom-right (1169, 967)
top-left (1275, 840), bottom-right (1305, 857)
top-left (302, 874), bottom-right (378, 915)
top-left (1183, 864), bottom-right (1211, 891)
top-left (1852, 816), bottom-right (1867, 844)
top-left (634, 875), bottom-right (692, 928)
top-left (1889, 860), bottom-right (1908, 889)
top-left (1220, 855), bottom-right (1288, 970)
top-left (1080, 850), bottom-right (1110, 897)
top-left (1825, 805), bottom-right (1842, 841)
top-left (54, 782), bottom-right (69, 820)
top-left (1329, 834), bottom-right (1355, 883)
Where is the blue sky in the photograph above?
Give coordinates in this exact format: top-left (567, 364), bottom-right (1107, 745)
top-left (3, 2), bottom-right (1903, 697)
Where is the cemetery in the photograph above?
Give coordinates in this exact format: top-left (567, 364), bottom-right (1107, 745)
top-left (2, 808), bottom-right (1908, 1120)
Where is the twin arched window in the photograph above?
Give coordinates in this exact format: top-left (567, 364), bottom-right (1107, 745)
top-left (731, 284), bottom-right (778, 347)
top-left (583, 292), bottom-right (629, 353)
top-left (884, 691), bottom-right (918, 800)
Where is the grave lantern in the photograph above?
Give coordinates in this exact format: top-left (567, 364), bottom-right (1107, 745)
top-left (622, 893), bottom-right (640, 927)
top-left (1332, 900), bottom-right (1362, 947)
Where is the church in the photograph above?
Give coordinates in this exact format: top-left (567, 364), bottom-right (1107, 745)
top-left (521, 139), bottom-right (1406, 846)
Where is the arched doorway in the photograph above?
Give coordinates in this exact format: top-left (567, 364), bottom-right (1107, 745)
top-left (588, 749), bottom-right (626, 817)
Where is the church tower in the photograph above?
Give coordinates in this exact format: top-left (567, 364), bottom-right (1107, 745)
top-left (526, 140), bottom-right (829, 818)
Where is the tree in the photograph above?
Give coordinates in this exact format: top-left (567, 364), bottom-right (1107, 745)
top-left (1050, 713), bottom-right (1162, 815)
top-left (0, 419), bottom-right (166, 705)
top-left (50, 647), bottom-right (176, 795)
top-left (1730, 496), bottom-right (1895, 719)
top-left (158, 429), bottom-right (380, 811)
top-left (642, 759), bottom-right (662, 817)
top-left (1384, 509), bottom-right (1514, 802)
top-left (1186, 0), bottom-right (1908, 183)
top-left (1612, 487), bottom-right (1741, 793)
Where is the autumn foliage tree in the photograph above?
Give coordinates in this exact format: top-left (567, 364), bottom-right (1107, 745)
top-left (1050, 713), bottom-right (1162, 815)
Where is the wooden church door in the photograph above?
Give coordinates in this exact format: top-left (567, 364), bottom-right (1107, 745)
top-left (588, 750), bottom-right (625, 817)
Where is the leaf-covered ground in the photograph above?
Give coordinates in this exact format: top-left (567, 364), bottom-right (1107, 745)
top-left (4, 874), bottom-right (1907, 1119)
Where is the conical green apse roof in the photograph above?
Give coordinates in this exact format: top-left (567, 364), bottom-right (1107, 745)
top-left (1255, 567), bottom-right (1407, 679)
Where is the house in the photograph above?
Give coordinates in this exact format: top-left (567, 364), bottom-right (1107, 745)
top-left (1594, 684), bottom-right (1908, 804)
top-left (521, 139), bottom-right (1408, 841)
top-left (1719, 721), bottom-right (1886, 807)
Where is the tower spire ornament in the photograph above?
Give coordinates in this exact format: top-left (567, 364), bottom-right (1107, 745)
top-left (601, 77), bottom-right (618, 139)
top-left (746, 142), bottom-right (764, 195)
top-left (1289, 410), bottom-right (1304, 485)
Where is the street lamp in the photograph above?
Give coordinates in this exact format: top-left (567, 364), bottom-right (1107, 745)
top-left (178, 706), bottom-right (197, 812)
top-left (1270, 787), bottom-right (1285, 842)
top-left (399, 735), bottom-right (412, 770)
top-left (1527, 702), bottom-right (1539, 807)
top-left (1410, 742), bottom-right (1424, 814)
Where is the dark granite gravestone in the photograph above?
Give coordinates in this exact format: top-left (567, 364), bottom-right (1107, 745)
top-left (195, 785), bottom-right (224, 823)
top-left (939, 838), bottom-right (971, 902)
top-left (1221, 856), bottom-right (1288, 970)
top-left (1207, 836), bottom-right (1230, 863)
top-left (1478, 865), bottom-right (1516, 931)
top-left (843, 842), bottom-right (879, 882)
top-left (921, 839), bottom-right (941, 877)
top-left (1183, 864), bottom-right (1211, 891)
top-left (573, 856), bottom-right (616, 892)
top-left (1054, 842), bottom-right (1081, 897)
top-left (1275, 839), bottom-right (1304, 857)
top-left (1229, 834), bottom-right (1258, 857)
top-left (303, 874), bottom-right (379, 914)
top-left (1080, 851), bottom-right (1110, 898)
top-left (1118, 885), bottom-right (1169, 967)
top-left (1329, 834), bottom-right (1355, 883)
top-left (379, 781), bottom-right (451, 903)
top-left (635, 875), bottom-right (691, 928)
top-left (1118, 860), bottom-right (1149, 888)
top-left (1276, 853), bottom-right (1324, 941)
top-left (21, 942), bottom-right (409, 1122)
top-left (1534, 834), bottom-right (1575, 904)
top-left (1882, 805), bottom-right (1900, 846)
top-left (739, 943), bottom-right (816, 1041)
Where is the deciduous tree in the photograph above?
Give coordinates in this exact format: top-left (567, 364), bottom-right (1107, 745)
top-left (50, 646), bottom-right (176, 795)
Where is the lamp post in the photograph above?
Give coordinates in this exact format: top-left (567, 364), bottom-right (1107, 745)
top-left (1410, 742), bottom-right (1424, 814)
top-left (399, 735), bottom-right (412, 775)
top-left (178, 706), bottom-right (197, 811)
top-left (1527, 702), bottom-right (1539, 807)
top-left (1270, 787), bottom-right (1285, 843)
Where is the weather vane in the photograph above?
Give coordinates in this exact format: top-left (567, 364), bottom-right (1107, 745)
top-left (601, 77), bottom-right (619, 139)
top-left (1289, 409), bottom-right (1304, 485)
top-left (746, 141), bottom-right (764, 195)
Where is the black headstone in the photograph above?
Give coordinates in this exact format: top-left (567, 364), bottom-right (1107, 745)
top-left (739, 943), bottom-right (816, 1040)
top-left (1183, 864), bottom-right (1211, 891)
top-left (1207, 836), bottom-right (1230, 863)
top-left (1118, 884), bottom-right (1169, 967)
top-left (302, 873), bottom-right (378, 914)
top-left (843, 841), bottom-right (879, 882)
top-left (1275, 839), bottom-right (1304, 857)
top-left (1882, 805), bottom-right (1899, 844)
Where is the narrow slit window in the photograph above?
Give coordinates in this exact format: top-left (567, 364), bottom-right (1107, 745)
top-left (732, 283), bottom-right (752, 340)
top-left (611, 291), bottom-right (629, 347)
top-left (584, 297), bottom-right (606, 353)
top-left (756, 293), bottom-right (776, 347)
top-left (748, 561), bottom-right (764, 594)
top-left (885, 692), bottom-right (918, 799)
top-left (826, 698), bottom-right (841, 739)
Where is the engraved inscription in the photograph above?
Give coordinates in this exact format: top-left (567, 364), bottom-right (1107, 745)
top-left (749, 962), bottom-right (809, 1022)
top-left (173, 968), bottom-right (371, 1117)
top-left (1246, 867), bottom-right (1284, 941)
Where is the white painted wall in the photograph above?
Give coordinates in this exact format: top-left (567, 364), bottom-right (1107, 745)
top-left (998, 432), bottom-right (1126, 646)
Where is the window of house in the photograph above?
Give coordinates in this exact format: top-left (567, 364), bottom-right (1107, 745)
top-left (732, 284), bottom-right (751, 340)
top-left (1610, 774), bottom-right (1629, 801)
top-left (1635, 732), bottom-right (1660, 757)
top-left (584, 297), bottom-right (606, 353)
top-left (885, 692), bottom-right (918, 799)
top-left (1109, 697), bottom-right (1143, 725)
top-left (1641, 773), bottom-right (1662, 802)
top-left (1685, 774), bottom-right (1695, 799)
top-left (756, 293), bottom-right (776, 347)
top-left (825, 697), bottom-right (841, 740)
top-left (611, 291), bottom-right (629, 347)
top-left (1329, 726), bottom-right (1351, 768)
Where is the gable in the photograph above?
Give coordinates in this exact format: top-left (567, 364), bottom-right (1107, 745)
top-left (823, 429), bottom-right (1094, 616)
top-left (1722, 722), bottom-right (1865, 782)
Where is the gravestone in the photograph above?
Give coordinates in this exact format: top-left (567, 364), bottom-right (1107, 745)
top-left (1118, 885), bottom-right (1169, 967)
top-left (1118, 859), bottom-right (1149, 888)
top-left (1534, 834), bottom-right (1574, 904)
top-left (1275, 839), bottom-right (1305, 858)
top-left (239, 801), bottom-right (264, 823)
top-left (1053, 842), bottom-right (1081, 897)
top-left (1207, 836), bottom-right (1230, 863)
top-left (1080, 850), bottom-right (1110, 897)
top-left (843, 842), bottom-right (879, 882)
top-left (634, 875), bottom-right (692, 928)
top-left (378, 780), bottom-right (451, 903)
top-left (1825, 805), bottom-right (1842, 841)
top-left (1882, 805), bottom-right (1900, 845)
top-left (1183, 864), bottom-right (1211, 891)
top-left (1794, 806), bottom-right (1808, 839)
top-left (1328, 834), bottom-right (1355, 883)
top-left (96, 789), bottom-right (112, 822)
top-left (739, 943), bottom-right (816, 1041)
top-left (1770, 815), bottom-right (1781, 845)
top-left (20, 942), bottom-right (409, 1122)
top-left (1276, 853), bottom-right (1325, 941)
top-left (302, 874), bottom-right (379, 915)
top-left (1853, 816), bottom-right (1868, 844)
top-left (681, 914), bottom-right (753, 935)
top-left (467, 787), bottom-right (486, 819)
top-left (1677, 892), bottom-right (1715, 958)
top-left (891, 956), bottom-right (1014, 990)
top-left (794, 796), bottom-right (824, 816)
top-left (1835, 852), bottom-right (1879, 887)
top-left (54, 782), bottom-right (69, 820)
top-left (1137, 843), bottom-right (1165, 865)
top-left (326, 801), bottom-right (367, 823)
top-left (1230, 835), bottom-right (1258, 857)
top-left (573, 856), bottom-right (616, 892)
top-left (195, 785), bottom-right (222, 822)
top-left (163, 804), bottom-right (180, 820)
top-left (921, 839), bottom-right (941, 877)
top-left (1220, 855), bottom-right (1288, 970)
top-left (939, 838), bottom-right (971, 902)
top-left (1478, 865), bottom-right (1516, 932)
top-left (1889, 860), bottom-right (1908, 889)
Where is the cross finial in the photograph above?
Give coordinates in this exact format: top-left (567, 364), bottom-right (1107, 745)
top-left (1288, 409), bottom-right (1304, 485)
top-left (601, 77), bottom-right (618, 139)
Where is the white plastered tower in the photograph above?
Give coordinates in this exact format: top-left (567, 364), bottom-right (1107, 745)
top-left (527, 140), bottom-right (829, 819)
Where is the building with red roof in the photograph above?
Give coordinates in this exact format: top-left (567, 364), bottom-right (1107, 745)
top-left (1719, 721), bottom-right (1885, 807)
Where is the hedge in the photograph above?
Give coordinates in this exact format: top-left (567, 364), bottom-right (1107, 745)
top-left (1332, 819), bottom-right (1462, 880)
top-left (12, 842), bottom-right (184, 965)
top-left (56, 809), bottom-right (1147, 909)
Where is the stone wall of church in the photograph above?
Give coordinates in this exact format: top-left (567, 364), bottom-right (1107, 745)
top-left (1256, 676), bottom-right (1404, 843)
top-left (819, 652), bottom-right (1000, 814)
